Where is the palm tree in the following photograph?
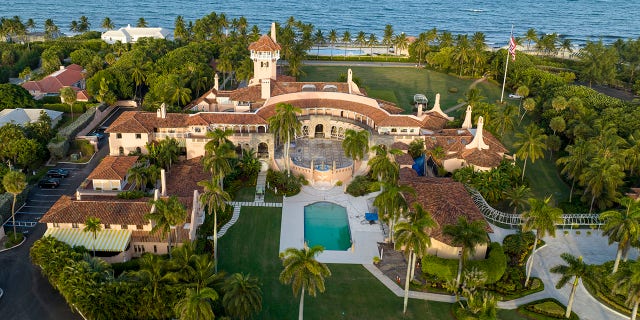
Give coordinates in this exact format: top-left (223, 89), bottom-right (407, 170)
top-left (368, 145), bottom-right (402, 183)
top-left (203, 142), bottom-right (235, 189)
top-left (127, 165), bottom-right (147, 191)
top-left (443, 217), bottom-right (489, 286)
top-left (174, 288), bottom-right (218, 320)
top-left (600, 197), bottom-right (640, 273)
top-left (130, 64), bottom-right (147, 101)
top-left (394, 32), bottom-right (409, 56)
top-left (514, 124), bottom-right (548, 181)
top-left (556, 140), bottom-right (592, 203)
top-left (522, 196), bottom-right (563, 287)
top-left (579, 157), bottom-right (625, 213)
top-left (83, 217), bottom-right (102, 257)
top-left (503, 184), bottom-right (531, 214)
top-left (355, 31), bottom-right (366, 54)
top-left (341, 129), bottom-right (369, 176)
top-left (222, 273), bottom-right (263, 320)
top-left (136, 17), bottom-right (148, 28)
top-left (146, 196), bottom-right (187, 259)
top-left (198, 177), bottom-right (230, 273)
top-left (60, 86), bottom-right (77, 120)
top-left (383, 24), bottom-right (394, 54)
top-left (366, 33), bottom-right (378, 57)
top-left (101, 17), bottom-right (115, 31)
top-left (328, 29), bottom-right (338, 59)
top-left (374, 182), bottom-right (415, 243)
top-left (520, 98), bottom-right (536, 123)
top-left (550, 253), bottom-right (592, 319)
top-left (394, 203), bottom-right (436, 313)
top-left (3, 171), bottom-right (26, 240)
top-left (312, 29), bottom-right (325, 57)
top-left (341, 30), bottom-right (351, 57)
top-left (524, 28), bottom-right (538, 51)
top-left (268, 103), bottom-right (301, 175)
top-left (133, 253), bottom-right (169, 301)
top-left (205, 128), bottom-right (233, 150)
top-left (44, 19), bottom-right (59, 40)
top-left (612, 260), bottom-right (640, 320)
top-left (279, 246), bottom-right (331, 320)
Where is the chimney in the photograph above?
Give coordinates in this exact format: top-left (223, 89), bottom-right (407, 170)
top-left (417, 103), bottom-right (424, 117)
top-left (214, 73), bottom-right (219, 91)
top-left (60, 66), bottom-right (65, 71)
top-left (461, 105), bottom-right (473, 129)
top-left (161, 169), bottom-right (167, 196)
top-left (157, 103), bottom-right (167, 118)
top-left (261, 78), bottom-right (271, 100)
top-left (347, 68), bottom-right (353, 94)
top-left (270, 22), bottom-right (277, 43)
top-left (432, 93), bottom-right (443, 113)
top-left (76, 190), bottom-right (81, 201)
top-left (465, 116), bottom-right (490, 150)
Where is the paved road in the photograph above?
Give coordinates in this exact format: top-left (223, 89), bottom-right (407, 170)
top-left (0, 128), bottom-right (111, 319)
top-left (301, 60), bottom-right (417, 68)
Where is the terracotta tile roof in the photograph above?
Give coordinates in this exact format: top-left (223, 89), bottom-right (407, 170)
top-left (378, 115), bottom-right (424, 127)
top-left (248, 35), bottom-right (281, 51)
top-left (460, 148), bottom-right (505, 168)
top-left (106, 111), bottom-right (188, 133)
top-left (230, 85), bottom-right (263, 101)
top-left (269, 81), bottom-right (350, 95)
top-left (132, 228), bottom-right (190, 243)
top-left (399, 176), bottom-right (492, 244)
top-left (165, 157), bottom-right (212, 198)
top-left (186, 113), bottom-right (267, 126)
top-left (420, 113), bottom-right (451, 130)
top-left (482, 130), bottom-right (509, 154)
top-left (257, 98), bottom-right (390, 123)
top-left (376, 100), bottom-right (404, 114)
top-left (87, 156), bottom-right (139, 180)
top-left (390, 141), bottom-right (410, 150)
top-left (40, 195), bottom-right (150, 225)
top-left (21, 64), bottom-right (85, 94)
top-left (423, 129), bottom-right (473, 153)
top-left (394, 152), bottom-right (415, 166)
top-left (399, 167), bottom-right (419, 180)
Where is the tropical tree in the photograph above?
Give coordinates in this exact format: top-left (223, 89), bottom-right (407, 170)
top-left (145, 196), bottom-right (187, 259)
top-left (174, 287), bottom-right (218, 320)
top-left (356, 31), bottom-right (367, 53)
top-left (44, 19), bottom-right (59, 40)
top-left (132, 253), bottom-right (169, 301)
top-left (101, 17), bottom-right (115, 31)
top-left (203, 142), bottom-right (235, 189)
top-left (550, 253), bottom-right (592, 318)
top-left (368, 145), bottom-right (401, 183)
top-left (522, 196), bottom-right (563, 287)
top-left (78, 16), bottom-right (90, 32)
top-left (503, 184), bottom-right (531, 214)
top-left (600, 197), bottom-right (640, 273)
top-left (579, 157), bottom-right (625, 212)
top-left (612, 260), bottom-right (640, 320)
top-left (198, 177), bottom-right (230, 273)
top-left (443, 217), bottom-right (489, 286)
top-left (514, 124), bottom-right (548, 180)
top-left (341, 30), bottom-right (351, 57)
top-left (136, 17), bottom-right (148, 28)
top-left (374, 182), bottom-right (414, 243)
top-left (127, 165), bottom-right (148, 191)
top-left (366, 33), bottom-right (378, 57)
top-left (394, 203), bottom-right (436, 313)
top-left (394, 32), bottom-right (409, 56)
top-left (83, 216), bottom-right (102, 257)
top-left (174, 16), bottom-right (189, 41)
top-left (383, 24), bottom-right (394, 54)
top-left (341, 129), bottom-right (369, 177)
top-left (279, 246), bottom-right (331, 320)
top-left (312, 29), bottom-right (325, 57)
top-left (557, 139), bottom-right (592, 203)
top-left (60, 86), bottom-right (76, 120)
top-left (328, 29), bottom-right (338, 59)
top-left (549, 116), bottom-right (566, 135)
top-left (520, 97), bottom-right (536, 123)
top-left (268, 103), bottom-right (301, 174)
top-left (524, 28), bottom-right (538, 51)
top-left (495, 103), bottom-right (518, 136)
top-left (222, 273), bottom-right (263, 320)
top-left (3, 171), bottom-right (26, 240)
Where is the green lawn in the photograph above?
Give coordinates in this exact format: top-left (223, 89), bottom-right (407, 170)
top-left (300, 66), bottom-right (502, 114)
top-left (218, 206), bottom-right (457, 319)
top-left (234, 186), bottom-right (256, 202)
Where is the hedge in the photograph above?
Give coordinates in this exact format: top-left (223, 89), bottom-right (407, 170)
top-left (422, 242), bottom-right (506, 284)
top-left (42, 102), bottom-right (88, 114)
top-left (518, 298), bottom-right (580, 320)
top-left (47, 106), bottom-right (97, 159)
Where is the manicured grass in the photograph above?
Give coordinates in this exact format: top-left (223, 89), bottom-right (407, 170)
top-left (234, 186), bottom-right (256, 202)
top-left (300, 66), bottom-right (502, 114)
top-left (217, 206), bottom-right (456, 319)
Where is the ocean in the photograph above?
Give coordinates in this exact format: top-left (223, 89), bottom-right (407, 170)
top-left (3, 0), bottom-right (639, 47)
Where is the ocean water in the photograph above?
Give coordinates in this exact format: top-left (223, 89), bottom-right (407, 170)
top-left (3, 0), bottom-right (639, 47)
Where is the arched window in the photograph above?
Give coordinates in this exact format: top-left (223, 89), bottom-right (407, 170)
top-left (119, 147), bottom-right (124, 155)
top-left (314, 124), bottom-right (324, 138)
top-left (257, 142), bottom-right (269, 159)
top-left (135, 147), bottom-right (141, 154)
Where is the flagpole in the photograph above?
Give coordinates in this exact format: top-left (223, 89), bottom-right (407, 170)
top-left (500, 25), bottom-right (515, 104)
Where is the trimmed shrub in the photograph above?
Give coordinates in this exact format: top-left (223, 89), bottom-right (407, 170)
top-left (266, 169), bottom-right (302, 197)
top-left (467, 242), bottom-right (507, 284)
top-left (520, 298), bottom-right (579, 319)
top-left (111, 259), bottom-right (140, 277)
top-left (42, 102), bottom-right (86, 114)
top-left (72, 139), bottom-right (95, 157)
top-left (346, 174), bottom-right (379, 197)
top-left (4, 231), bottom-right (24, 248)
top-left (422, 254), bottom-right (458, 281)
top-left (116, 190), bottom-right (145, 199)
top-left (502, 231), bottom-right (536, 267)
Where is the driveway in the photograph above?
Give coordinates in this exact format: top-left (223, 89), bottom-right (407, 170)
top-left (531, 230), bottom-right (635, 320)
top-left (0, 135), bottom-right (110, 320)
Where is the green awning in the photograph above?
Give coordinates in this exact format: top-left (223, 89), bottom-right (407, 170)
top-left (44, 228), bottom-right (132, 252)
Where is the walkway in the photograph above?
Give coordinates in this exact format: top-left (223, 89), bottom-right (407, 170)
top-left (255, 171), bottom-right (267, 203)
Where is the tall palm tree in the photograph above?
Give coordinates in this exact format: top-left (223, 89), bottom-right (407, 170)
top-left (612, 260), bottom-right (640, 320)
top-left (355, 31), bottom-right (367, 54)
top-left (341, 30), bottom-right (351, 57)
top-left (443, 217), bottom-right (489, 286)
top-left (383, 24), bottom-right (394, 54)
top-left (83, 216), bottom-right (102, 257)
top-left (3, 171), bottom-right (26, 240)
top-left (44, 18), bottom-right (59, 40)
top-left (203, 142), bottom-right (235, 189)
top-left (205, 128), bottom-right (234, 150)
top-left (341, 129), bottom-right (369, 176)
top-left (557, 139), bottom-right (592, 203)
top-left (394, 203), bottom-right (436, 314)
top-left (136, 17), bottom-right (148, 28)
top-left (374, 182), bottom-right (415, 243)
top-left (600, 197), bottom-right (640, 273)
top-left (366, 33), bottom-right (378, 57)
top-left (328, 29), bottom-right (338, 59)
top-left (127, 165), bottom-right (148, 191)
top-left (279, 246), bottom-right (331, 320)
top-left (502, 184), bottom-right (531, 214)
top-left (268, 103), bottom-right (301, 175)
top-left (133, 253), bottom-right (169, 301)
top-left (368, 145), bottom-right (402, 183)
top-left (520, 98), bottom-right (536, 123)
top-left (579, 157), bottom-right (625, 213)
top-left (174, 287), bottom-right (218, 320)
top-left (130, 64), bottom-right (147, 101)
top-left (524, 28), bottom-right (538, 51)
top-left (146, 196), bottom-right (187, 259)
top-left (550, 253), bottom-right (592, 319)
top-left (313, 29), bottom-right (325, 57)
top-left (522, 196), bottom-right (563, 287)
top-left (101, 17), bottom-right (115, 31)
top-left (394, 32), bottom-right (409, 56)
top-left (514, 124), bottom-right (548, 181)
top-left (198, 177), bottom-right (230, 273)
top-left (222, 273), bottom-right (263, 320)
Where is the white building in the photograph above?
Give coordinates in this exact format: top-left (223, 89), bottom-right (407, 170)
top-left (0, 108), bottom-right (63, 128)
top-left (101, 25), bottom-right (172, 44)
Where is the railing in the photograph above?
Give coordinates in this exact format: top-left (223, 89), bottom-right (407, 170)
top-left (155, 132), bottom-right (190, 139)
top-left (468, 188), bottom-right (603, 229)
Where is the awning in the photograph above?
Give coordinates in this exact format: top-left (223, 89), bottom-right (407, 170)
top-left (44, 228), bottom-right (132, 252)
top-left (365, 212), bottom-right (379, 221)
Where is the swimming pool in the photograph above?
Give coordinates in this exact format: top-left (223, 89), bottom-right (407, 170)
top-left (304, 202), bottom-right (352, 251)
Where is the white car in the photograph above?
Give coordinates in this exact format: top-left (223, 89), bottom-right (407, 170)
top-left (508, 93), bottom-right (523, 99)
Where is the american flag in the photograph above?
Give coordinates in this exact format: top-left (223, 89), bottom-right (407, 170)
top-left (508, 36), bottom-right (517, 61)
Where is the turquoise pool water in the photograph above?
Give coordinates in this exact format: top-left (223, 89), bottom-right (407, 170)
top-left (304, 202), bottom-right (352, 251)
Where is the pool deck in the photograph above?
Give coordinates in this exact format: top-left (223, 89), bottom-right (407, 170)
top-left (279, 186), bottom-right (384, 264)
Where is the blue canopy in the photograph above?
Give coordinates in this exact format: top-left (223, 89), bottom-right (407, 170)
top-left (365, 212), bottom-right (378, 221)
top-left (412, 154), bottom-right (425, 176)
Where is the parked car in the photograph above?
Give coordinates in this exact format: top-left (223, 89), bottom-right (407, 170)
top-left (88, 132), bottom-right (106, 140)
top-left (38, 178), bottom-right (61, 188)
top-left (508, 93), bottom-right (523, 99)
top-left (47, 168), bottom-right (69, 178)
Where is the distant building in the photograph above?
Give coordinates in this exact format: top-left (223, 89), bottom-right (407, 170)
top-left (0, 108), bottom-right (63, 128)
top-left (101, 25), bottom-right (172, 44)
top-left (21, 64), bottom-right (89, 101)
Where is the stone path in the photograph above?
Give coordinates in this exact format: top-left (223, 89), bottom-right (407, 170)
top-left (255, 171), bottom-right (267, 203)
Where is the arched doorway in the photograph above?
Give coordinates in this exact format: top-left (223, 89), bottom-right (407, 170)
top-left (119, 147), bottom-right (124, 156)
top-left (314, 124), bottom-right (324, 138)
top-left (258, 142), bottom-right (269, 159)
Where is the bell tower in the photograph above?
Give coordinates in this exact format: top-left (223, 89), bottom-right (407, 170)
top-left (248, 22), bottom-right (281, 86)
